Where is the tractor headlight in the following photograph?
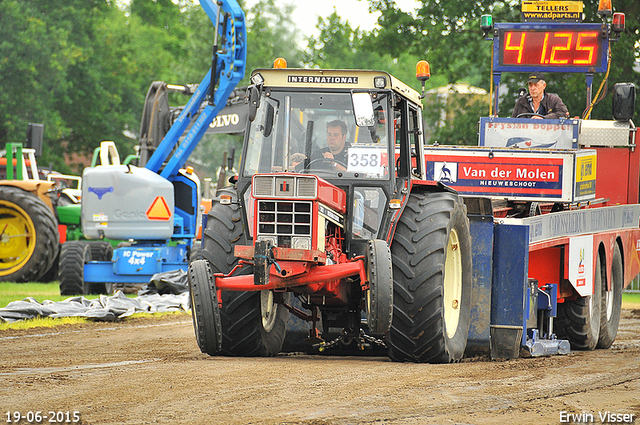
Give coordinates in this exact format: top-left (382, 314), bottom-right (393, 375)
top-left (257, 235), bottom-right (277, 246)
top-left (292, 236), bottom-right (311, 250)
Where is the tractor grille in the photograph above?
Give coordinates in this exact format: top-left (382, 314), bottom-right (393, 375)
top-left (257, 200), bottom-right (312, 248)
top-left (253, 175), bottom-right (317, 199)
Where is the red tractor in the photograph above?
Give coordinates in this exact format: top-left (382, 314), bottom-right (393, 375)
top-left (189, 66), bottom-right (474, 363)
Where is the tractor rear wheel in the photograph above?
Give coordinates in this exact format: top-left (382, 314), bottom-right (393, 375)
top-left (188, 259), bottom-right (222, 355)
top-left (387, 191), bottom-right (473, 363)
top-left (365, 239), bottom-right (393, 336)
top-left (556, 250), bottom-right (602, 350)
top-left (201, 188), bottom-right (289, 356)
top-left (59, 241), bottom-right (91, 295)
top-left (597, 243), bottom-right (623, 349)
top-left (0, 187), bottom-right (59, 282)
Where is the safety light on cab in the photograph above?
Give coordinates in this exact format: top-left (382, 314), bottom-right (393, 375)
top-left (416, 60), bottom-right (431, 99)
top-left (273, 57), bottom-right (287, 69)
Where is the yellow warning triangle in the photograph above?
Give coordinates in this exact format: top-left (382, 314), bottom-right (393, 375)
top-left (146, 196), bottom-right (172, 221)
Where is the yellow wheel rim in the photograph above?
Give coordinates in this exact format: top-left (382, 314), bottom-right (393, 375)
top-left (443, 229), bottom-right (462, 339)
top-left (0, 202), bottom-right (37, 276)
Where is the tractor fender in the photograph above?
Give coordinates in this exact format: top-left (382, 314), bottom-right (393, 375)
top-left (384, 179), bottom-right (459, 245)
top-left (0, 180), bottom-right (55, 210)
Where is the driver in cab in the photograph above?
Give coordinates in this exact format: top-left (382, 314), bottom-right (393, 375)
top-left (289, 119), bottom-right (350, 171)
top-left (512, 72), bottom-right (569, 119)
top-left (322, 120), bottom-right (350, 170)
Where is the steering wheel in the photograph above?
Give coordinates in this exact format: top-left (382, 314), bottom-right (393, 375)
top-left (306, 158), bottom-right (347, 170)
top-left (516, 113), bottom-right (545, 119)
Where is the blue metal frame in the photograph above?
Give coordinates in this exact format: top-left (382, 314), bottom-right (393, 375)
top-left (466, 209), bottom-right (495, 354)
top-left (493, 22), bottom-right (608, 73)
top-left (145, 0), bottom-right (247, 180)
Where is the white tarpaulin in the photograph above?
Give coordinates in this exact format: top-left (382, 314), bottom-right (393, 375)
top-left (0, 291), bottom-right (190, 323)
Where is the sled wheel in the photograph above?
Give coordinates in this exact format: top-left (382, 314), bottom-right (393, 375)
top-left (188, 259), bottom-right (222, 355)
top-left (556, 249), bottom-right (602, 350)
top-left (0, 187), bottom-right (59, 282)
top-left (202, 188), bottom-right (288, 356)
top-left (365, 239), bottom-right (393, 335)
top-left (388, 191), bottom-right (473, 363)
top-left (597, 243), bottom-right (623, 349)
top-left (58, 241), bottom-right (91, 295)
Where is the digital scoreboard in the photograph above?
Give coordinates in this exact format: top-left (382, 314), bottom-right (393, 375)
top-left (493, 23), bottom-right (608, 73)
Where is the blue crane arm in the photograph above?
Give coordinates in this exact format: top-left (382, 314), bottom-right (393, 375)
top-left (144, 0), bottom-right (247, 179)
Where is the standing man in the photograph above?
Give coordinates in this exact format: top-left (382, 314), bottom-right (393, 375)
top-left (512, 72), bottom-right (569, 119)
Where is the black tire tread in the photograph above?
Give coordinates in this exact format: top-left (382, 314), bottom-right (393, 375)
top-left (202, 188), bottom-right (287, 357)
top-left (87, 241), bottom-right (113, 294)
top-left (387, 191), bottom-right (472, 363)
top-left (555, 251), bottom-right (602, 351)
top-left (189, 259), bottom-right (222, 355)
top-left (597, 243), bottom-right (623, 349)
top-left (366, 239), bottom-right (394, 335)
top-left (0, 186), bottom-right (59, 282)
top-left (59, 241), bottom-right (90, 295)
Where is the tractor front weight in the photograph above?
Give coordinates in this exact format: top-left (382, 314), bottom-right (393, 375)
top-left (213, 242), bottom-right (368, 307)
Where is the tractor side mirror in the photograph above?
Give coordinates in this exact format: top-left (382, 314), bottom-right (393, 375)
top-left (351, 92), bottom-right (375, 127)
top-left (248, 85), bottom-right (262, 122)
top-left (263, 102), bottom-right (275, 138)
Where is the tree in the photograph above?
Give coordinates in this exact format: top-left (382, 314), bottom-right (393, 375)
top-left (0, 0), bottom-right (109, 166)
top-left (0, 0), bottom-right (191, 173)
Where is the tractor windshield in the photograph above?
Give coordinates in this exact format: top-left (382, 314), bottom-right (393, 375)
top-left (243, 91), bottom-right (391, 180)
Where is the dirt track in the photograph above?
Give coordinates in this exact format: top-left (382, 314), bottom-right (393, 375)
top-left (1, 309), bottom-right (639, 425)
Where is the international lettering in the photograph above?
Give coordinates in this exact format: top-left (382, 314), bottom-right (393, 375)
top-left (287, 76), bottom-right (359, 84)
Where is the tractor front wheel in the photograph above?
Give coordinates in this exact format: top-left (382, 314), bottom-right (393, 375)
top-left (387, 191), bottom-right (473, 363)
top-left (201, 188), bottom-right (289, 356)
top-left (188, 259), bottom-right (222, 355)
top-left (365, 239), bottom-right (393, 336)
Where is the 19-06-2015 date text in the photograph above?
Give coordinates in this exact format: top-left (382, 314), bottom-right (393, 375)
top-left (5, 411), bottom-right (80, 423)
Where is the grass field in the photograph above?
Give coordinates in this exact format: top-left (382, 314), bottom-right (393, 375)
top-left (623, 291), bottom-right (640, 309)
top-left (0, 282), bottom-right (71, 307)
top-left (0, 282), bottom-right (141, 309)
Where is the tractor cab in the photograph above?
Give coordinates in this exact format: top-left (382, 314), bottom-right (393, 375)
top-left (236, 65), bottom-right (427, 257)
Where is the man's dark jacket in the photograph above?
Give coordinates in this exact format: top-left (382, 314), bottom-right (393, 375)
top-left (512, 92), bottom-right (569, 119)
